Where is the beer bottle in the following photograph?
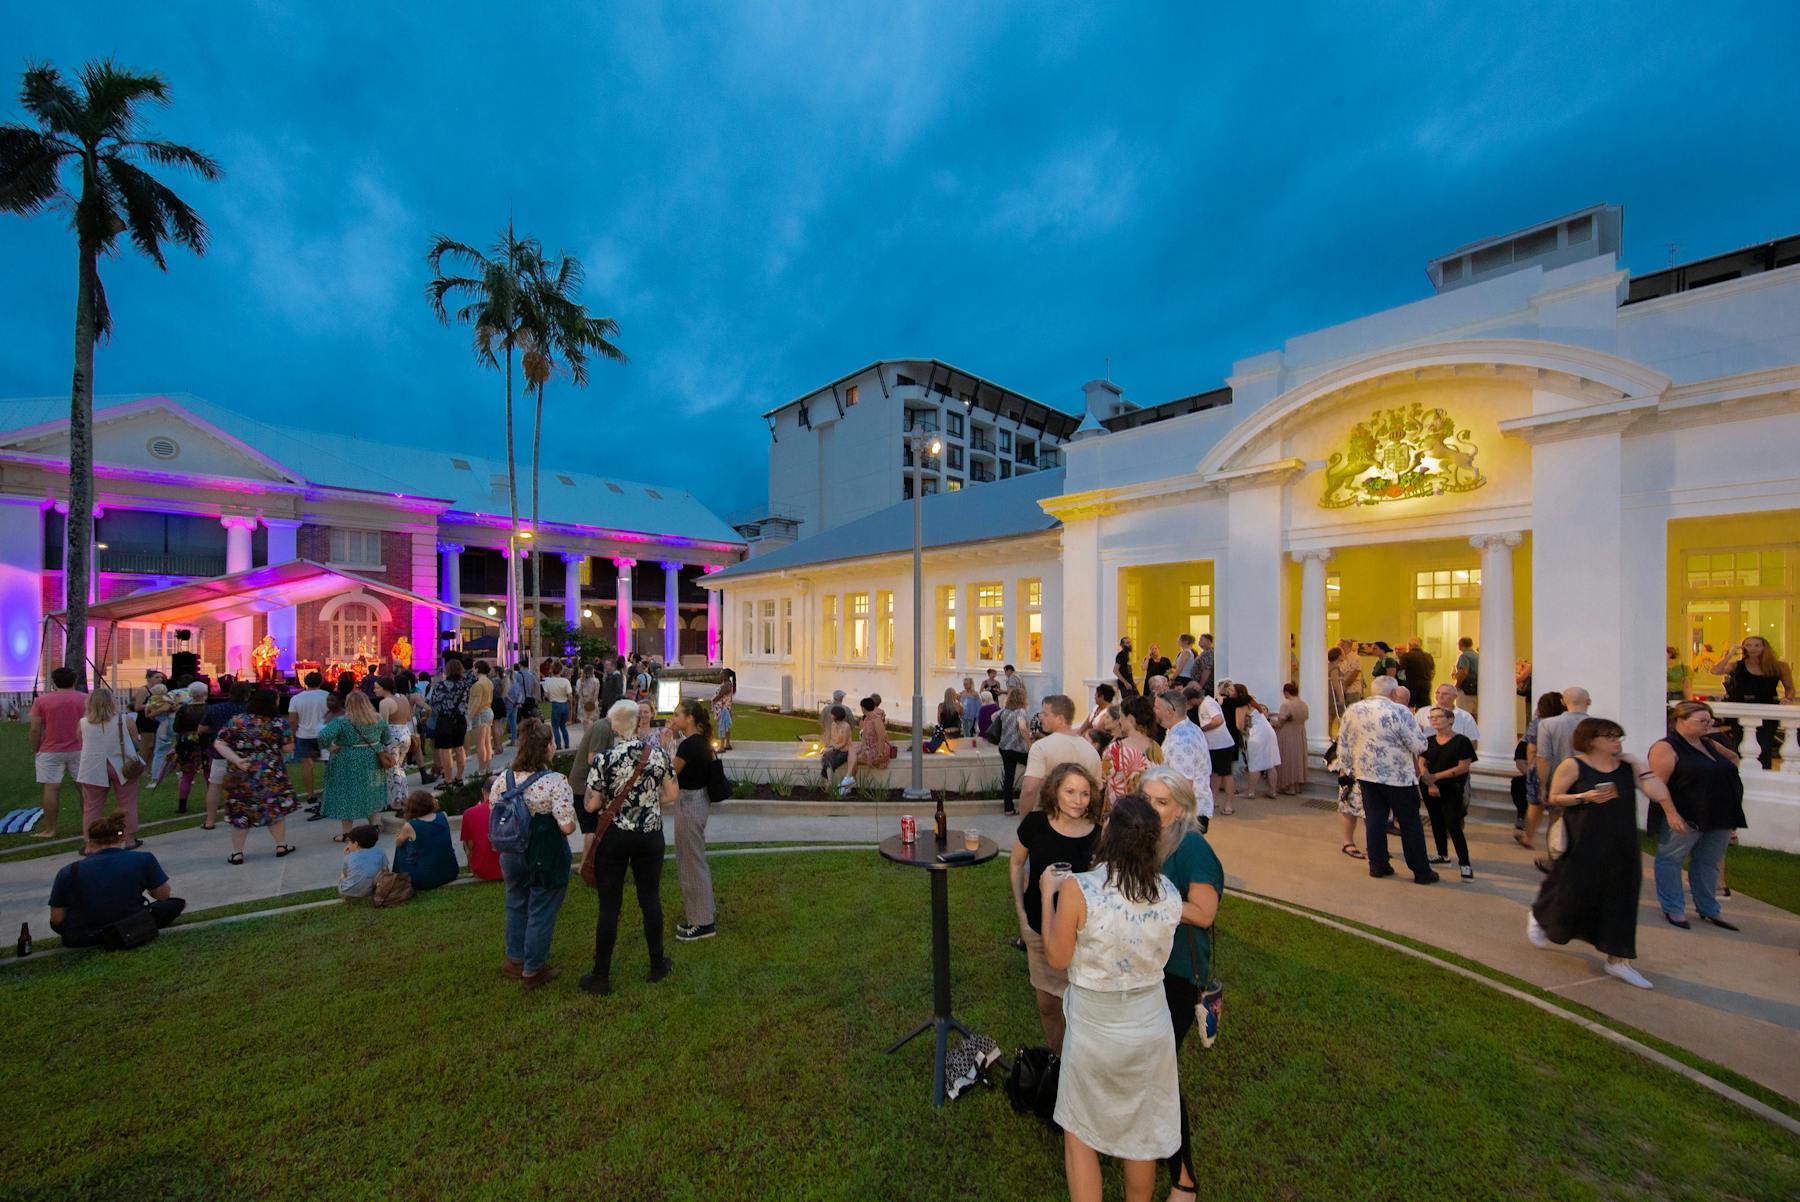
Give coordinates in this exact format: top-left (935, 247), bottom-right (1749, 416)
top-left (16, 922), bottom-right (31, 958)
top-left (933, 794), bottom-right (948, 844)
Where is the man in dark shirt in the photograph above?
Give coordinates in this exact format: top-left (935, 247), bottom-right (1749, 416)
top-left (600, 656), bottom-right (625, 711)
top-left (48, 817), bottom-right (184, 947)
top-left (1398, 640), bottom-right (1436, 702)
top-left (201, 680), bottom-right (252, 828)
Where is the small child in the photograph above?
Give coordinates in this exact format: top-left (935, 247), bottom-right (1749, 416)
top-left (338, 823), bottom-right (387, 898)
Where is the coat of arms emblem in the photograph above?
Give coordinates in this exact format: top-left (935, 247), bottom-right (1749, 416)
top-left (1320, 402), bottom-right (1485, 508)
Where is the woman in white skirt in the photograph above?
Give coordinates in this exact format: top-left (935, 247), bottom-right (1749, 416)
top-left (1041, 794), bottom-right (1183, 1202)
top-left (1237, 686), bottom-right (1282, 799)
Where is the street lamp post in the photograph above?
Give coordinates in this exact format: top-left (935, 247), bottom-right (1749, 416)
top-left (906, 431), bottom-right (942, 802)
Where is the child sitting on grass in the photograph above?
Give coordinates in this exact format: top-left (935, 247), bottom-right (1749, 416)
top-left (338, 823), bottom-right (387, 898)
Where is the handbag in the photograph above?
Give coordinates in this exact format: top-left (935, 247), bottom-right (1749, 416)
top-left (354, 723), bottom-right (401, 770)
top-left (1187, 923), bottom-right (1223, 1049)
top-left (69, 863), bottom-right (160, 949)
top-left (984, 711), bottom-right (1005, 746)
top-left (371, 867), bottom-right (413, 907)
top-left (115, 715), bottom-right (147, 783)
top-left (1003, 1045), bottom-right (1061, 1129)
top-left (579, 743), bottom-right (653, 888)
top-left (704, 755), bottom-right (732, 803)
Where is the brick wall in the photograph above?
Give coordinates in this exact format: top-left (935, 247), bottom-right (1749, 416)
top-left (293, 525), bottom-right (417, 664)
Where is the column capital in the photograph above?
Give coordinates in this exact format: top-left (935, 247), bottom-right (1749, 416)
top-left (437, 541), bottom-right (465, 555)
top-left (613, 556), bottom-right (637, 571)
top-left (219, 513), bottom-right (258, 531)
top-left (1288, 547), bottom-right (1335, 565)
top-left (51, 498), bottom-right (67, 515)
top-left (1469, 532), bottom-right (1524, 552)
top-left (560, 550), bottom-right (586, 564)
top-left (260, 517), bottom-right (303, 530)
top-left (701, 563), bottom-right (724, 574)
top-left (660, 558), bottom-right (683, 572)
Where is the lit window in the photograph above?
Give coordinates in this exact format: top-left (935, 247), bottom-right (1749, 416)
top-left (1186, 584), bottom-right (1212, 610)
top-left (1413, 568), bottom-right (1481, 601)
top-left (329, 530), bottom-right (383, 567)
top-left (875, 590), bottom-right (895, 664)
top-left (328, 602), bottom-right (381, 661)
top-left (1020, 578), bottom-right (1042, 664)
top-left (974, 583), bottom-right (1005, 662)
top-left (1325, 573), bottom-right (1342, 646)
top-left (759, 600), bottom-right (776, 657)
top-left (823, 595), bottom-right (838, 661)
top-left (845, 384), bottom-right (859, 406)
top-left (946, 479), bottom-right (962, 491)
top-left (847, 593), bottom-right (870, 660)
top-left (938, 585), bottom-right (958, 663)
top-left (741, 602), bottom-right (754, 658)
top-left (781, 598), bottom-right (793, 658)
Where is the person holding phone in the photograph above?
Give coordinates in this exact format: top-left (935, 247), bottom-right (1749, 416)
top-left (1709, 637), bottom-right (1794, 768)
top-left (1527, 717), bottom-right (1675, 989)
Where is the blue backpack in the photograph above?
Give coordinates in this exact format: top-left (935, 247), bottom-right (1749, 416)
top-left (489, 769), bottom-right (549, 854)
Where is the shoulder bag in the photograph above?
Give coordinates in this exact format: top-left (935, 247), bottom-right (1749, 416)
top-left (578, 743), bottom-right (653, 888)
top-left (353, 722), bottom-right (401, 770)
top-left (1187, 921), bottom-right (1223, 1050)
top-left (69, 863), bottom-right (159, 949)
top-left (115, 715), bottom-right (146, 784)
top-left (371, 865), bottom-right (413, 907)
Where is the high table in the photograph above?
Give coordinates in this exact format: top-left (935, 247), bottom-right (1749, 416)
top-left (878, 831), bottom-right (1000, 1107)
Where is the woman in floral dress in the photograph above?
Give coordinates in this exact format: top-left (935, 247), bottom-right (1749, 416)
top-left (318, 691), bottom-right (394, 841)
top-left (213, 688), bottom-right (298, 864)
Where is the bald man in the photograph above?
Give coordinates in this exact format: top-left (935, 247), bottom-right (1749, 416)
top-left (1522, 686), bottom-right (1594, 858)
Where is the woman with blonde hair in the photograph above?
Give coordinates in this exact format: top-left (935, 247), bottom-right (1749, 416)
top-left (1008, 761), bottom-right (1103, 1053)
top-left (318, 690), bottom-right (394, 841)
top-left (1709, 636), bottom-right (1794, 769)
top-left (76, 687), bottom-right (145, 850)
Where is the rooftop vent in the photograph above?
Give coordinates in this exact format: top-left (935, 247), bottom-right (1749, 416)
top-left (450, 458), bottom-right (472, 470)
top-left (145, 436), bottom-right (180, 460)
top-left (605, 482), bottom-right (623, 494)
top-left (556, 473), bottom-right (575, 486)
top-left (1426, 204), bottom-right (1622, 293)
top-left (645, 488), bottom-right (662, 499)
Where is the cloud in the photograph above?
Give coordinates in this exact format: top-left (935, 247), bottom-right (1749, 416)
top-left (985, 131), bottom-right (1141, 241)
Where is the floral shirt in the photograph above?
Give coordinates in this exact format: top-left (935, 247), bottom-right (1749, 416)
top-left (1158, 719), bottom-right (1215, 818)
top-left (487, 769), bottom-right (576, 827)
top-left (1337, 697), bottom-right (1427, 786)
top-left (587, 736), bottom-right (672, 834)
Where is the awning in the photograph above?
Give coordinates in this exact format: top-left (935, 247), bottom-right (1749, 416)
top-left (52, 559), bottom-right (501, 628)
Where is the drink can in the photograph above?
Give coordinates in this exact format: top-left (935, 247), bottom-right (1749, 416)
top-left (900, 814), bottom-right (917, 843)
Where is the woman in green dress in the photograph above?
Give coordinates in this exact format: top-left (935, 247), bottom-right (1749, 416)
top-left (318, 690), bottom-right (394, 840)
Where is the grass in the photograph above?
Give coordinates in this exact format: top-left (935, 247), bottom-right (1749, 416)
top-left (0, 724), bottom-right (203, 852)
top-left (3, 850), bottom-right (1795, 1201)
top-left (1639, 831), bottom-right (1800, 916)
top-left (725, 705), bottom-right (909, 743)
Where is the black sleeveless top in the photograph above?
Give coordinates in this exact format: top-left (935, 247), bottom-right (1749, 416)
top-left (1650, 735), bottom-right (1745, 833)
top-left (1726, 662), bottom-right (1779, 704)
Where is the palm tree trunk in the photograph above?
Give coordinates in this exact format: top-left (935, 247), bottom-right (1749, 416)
top-left (505, 344), bottom-right (520, 668)
top-left (530, 381), bottom-right (544, 659)
top-left (64, 238), bottom-right (100, 687)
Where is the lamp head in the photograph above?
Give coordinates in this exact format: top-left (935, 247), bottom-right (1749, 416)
top-left (927, 437), bottom-right (943, 457)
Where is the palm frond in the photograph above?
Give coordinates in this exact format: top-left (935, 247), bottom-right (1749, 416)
top-left (123, 138), bottom-right (222, 180)
top-left (17, 63), bottom-right (84, 138)
top-left (0, 125), bottom-right (75, 214)
top-left (76, 60), bottom-right (170, 143)
top-left (102, 156), bottom-right (210, 264)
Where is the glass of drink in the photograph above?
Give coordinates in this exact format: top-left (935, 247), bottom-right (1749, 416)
top-left (1049, 861), bottom-right (1073, 883)
top-left (963, 828), bottom-right (980, 851)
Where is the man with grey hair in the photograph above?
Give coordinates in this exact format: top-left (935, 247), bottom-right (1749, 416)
top-left (1524, 685), bottom-right (1594, 864)
top-left (1337, 675), bottom-right (1435, 883)
top-left (820, 689), bottom-right (847, 740)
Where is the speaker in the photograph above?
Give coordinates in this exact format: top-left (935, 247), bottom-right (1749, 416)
top-left (174, 628), bottom-right (193, 642)
top-left (171, 651), bottom-right (200, 680)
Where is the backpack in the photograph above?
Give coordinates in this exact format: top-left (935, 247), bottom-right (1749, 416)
top-left (490, 769), bottom-right (549, 855)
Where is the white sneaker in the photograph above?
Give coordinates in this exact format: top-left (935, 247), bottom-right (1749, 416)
top-left (1604, 960), bottom-right (1653, 989)
top-left (1526, 913), bottom-right (1550, 949)
top-left (837, 776), bottom-right (854, 796)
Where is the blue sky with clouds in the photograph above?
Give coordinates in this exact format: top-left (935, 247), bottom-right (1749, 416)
top-left (5, 2), bottom-right (1796, 521)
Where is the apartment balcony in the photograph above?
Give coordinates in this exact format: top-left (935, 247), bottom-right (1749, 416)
top-left (95, 548), bottom-right (228, 577)
top-left (1039, 449), bottom-right (1062, 469)
top-left (969, 464), bottom-right (996, 483)
top-left (1016, 449), bottom-right (1038, 467)
top-left (969, 434), bottom-right (996, 455)
top-left (903, 411), bottom-right (939, 434)
top-left (902, 446), bottom-right (942, 470)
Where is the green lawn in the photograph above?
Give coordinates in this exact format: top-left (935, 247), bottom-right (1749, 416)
top-left (725, 705), bottom-right (909, 742)
top-left (0, 723), bottom-right (204, 851)
top-left (4, 850), bottom-right (1794, 1201)
top-left (1638, 831), bottom-right (1800, 917)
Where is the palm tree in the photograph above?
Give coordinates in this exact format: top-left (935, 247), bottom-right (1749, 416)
top-left (0, 61), bottom-right (220, 684)
top-left (425, 222), bottom-right (541, 662)
top-left (519, 252), bottom-right (626, 655)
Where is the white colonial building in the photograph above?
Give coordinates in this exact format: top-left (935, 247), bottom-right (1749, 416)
top-left (712, 207), bottom-right (1800, 849)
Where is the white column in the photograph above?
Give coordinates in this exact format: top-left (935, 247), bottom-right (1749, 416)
top-left (703, 565), bottom-right (723, 663)
top-left (0, 497), bottom-right (47, 692)
top-left (1222, 482), bottom-right (1285, 701)
top-left (563, 552), bottom-right (584, 645)
top-left (1059, 515), bottom-right (1101, 690)
top-left (221, 515), bottom-right (256, 677)
top-left (614, 557), bottom-right (636, 657)
top-left (263, 518), bottom-right (301, 673)
top-left (1472, 532), bottom-right (1522, 766)
top-left (438, 543), bottom-right (463, 639)
top-left (661, 560), bottom-right (682, 664)
top-left (1531, 429), bottom-right (1625, 715)
top-left (1294, 548), bottom-right (1333, 752)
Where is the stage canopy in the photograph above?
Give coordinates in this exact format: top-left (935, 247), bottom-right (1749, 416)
top-left (53, 559), bottom-right (501, 629)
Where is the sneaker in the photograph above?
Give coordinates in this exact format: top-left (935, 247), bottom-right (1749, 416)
top-left (647, 957), bottom-right (674, 984)
top-left (578, 972), bottom-right (612, 996)
top-left (1526, 912), bottom-right (1550, 949)
top-left (1604, 960), bottom-right (1653, 990)
top-left (837, 776), bottom-right (854, 796)
top-left (1459, 865), bottom-right (1474, 881)
top-left (1429, 854), bottom-right (1451, 865)
top-left (675, 923), bottom-right (717, 942)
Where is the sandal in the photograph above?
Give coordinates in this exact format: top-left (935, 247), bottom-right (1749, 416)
top-left (1513, 832), bottom-right (1533, 849)
top-left (332, 833), bottom-right (348, 843)
top-left (1218, 806), bottom-right (1235, 816)
top-left (275, 844), bottom-right (297, 857)
top-left (1340, 842), bottom-right (1366, 860)
top-left (201, 823), bottom-right (217, 831)
top-left (227, 852), bottom-right (244, 865)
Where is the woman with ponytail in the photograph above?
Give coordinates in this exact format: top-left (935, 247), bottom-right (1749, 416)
top-left (669, 698), bottom-right (718, 942)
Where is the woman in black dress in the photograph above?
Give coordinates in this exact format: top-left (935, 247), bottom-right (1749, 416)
top-left (1708, 636), bottom-right (1794, 768)
top-left (1113, 637), bottom-right (1138, 699)
top-left (1527, 717), bottom-right (1676, 990)
top-left (1417, 706), bottom-right (1476, 879)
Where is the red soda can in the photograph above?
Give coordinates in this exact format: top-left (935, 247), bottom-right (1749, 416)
top-left (900, 814), bottom-right (917, 843)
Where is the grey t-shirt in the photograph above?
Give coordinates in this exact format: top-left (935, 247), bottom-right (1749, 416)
top-left (1455, 651), bottom-right (1479, 694)
top-left (1535, 710), bottom-right (1591, 785)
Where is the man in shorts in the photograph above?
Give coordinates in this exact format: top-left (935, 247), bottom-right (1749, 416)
top-left (28, 667), bottom-right (87, 837)
top-left (1191, 683), bottom-right (1237, 816)
top-left (288, 672), bottom-right (331, 815)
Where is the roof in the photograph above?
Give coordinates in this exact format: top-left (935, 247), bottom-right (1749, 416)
top-left (57, 560), bottom-right (501, 628)
top-left (0, 392), bottom-right (744, 547)
top-left (705, 468), bottom-right (1065, 583)
top-left (762, 359), bottom-right (1083, 439)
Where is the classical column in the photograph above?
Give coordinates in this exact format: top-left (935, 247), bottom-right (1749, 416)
top-left (703, 565), bottom-right (723, 663)
top-left (1293, 548), bottom-right (1333, 752)
top-left (262, 518), bottom-right (301, 673)
top-left (221, 515), bottom-right (256, 676)
top-left (1472, 532), bottom-right (1523, 767)
top-left (661, 560), bottom-right (682, 665)
top-left (438, 543), bottom-right (464, 640)
top-left (614, 557), bottom-right (636, 657)
top-left (0, 497), bottom-right (47, 692)
top-left (562, 552), bottom-right (584, 641)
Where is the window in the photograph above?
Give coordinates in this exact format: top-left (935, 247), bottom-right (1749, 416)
top-left (117, 624), bottom-right (205, 671)
top-left (999, 430), bottom-right (1012, 453)
top-left (1186, 581), bottom-right (1213, 640)
top-left (946, 412), bottom-right (964, 437)
top-left (875, 590), bottom-right (895, 664)
top-left (823, 595), bottom-right (838, 661)
top-left (902, 479), bottom-right (913, 501)
top-left (938, 585), bottom-right (958, 663)
top-left (845, 384), bottom-right (859, 406)
top-left (974, 583), bottom-right (1005, 661)
top-left (948, 446), bottom-right (963, 470)
top-left (741, 602), bottom-right (754, 659)
top-left (1186, 583), bottom-right (1212, 609)
top-left (922, 478), bottom-right (939, 496)
top-left (328, 601), bottom-right (381, 661)
top-left (1413, 568), bottom-right (1482, 601)
top-left (946, 479), bottom-right (962, 491)
top-left (781, 598), bottom-right (794, 657)
top-left (846, 593), bottom-right (870, 660)
top-left (1685, 551), bottom-right (1786, 590)
top-left (328, 529), bottom-right (383, 567)
top-left (999, 461), bottom-right (1012, 479)
top-left (1124, 577), bottom-right (1142, 644)
top-left (1020, 578), bottom-right (1042, 664)
top-left (758, 600), bottom-right (776, 657)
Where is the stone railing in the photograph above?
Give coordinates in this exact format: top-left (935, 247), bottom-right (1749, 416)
top-left (1673, 701), bottom-right (1800, 776)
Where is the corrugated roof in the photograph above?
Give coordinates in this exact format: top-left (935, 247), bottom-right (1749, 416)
top-left (0, 392), bottom-right (744, 546)
top-left (707, 468), bottom-right (1064, 583)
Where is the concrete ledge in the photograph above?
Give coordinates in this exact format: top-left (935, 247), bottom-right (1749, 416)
top-left (720, 740), bottom-right (1001, 791)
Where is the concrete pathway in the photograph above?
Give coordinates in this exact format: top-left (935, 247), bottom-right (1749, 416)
top-left (5, 768), bottom-right (1796, 1106)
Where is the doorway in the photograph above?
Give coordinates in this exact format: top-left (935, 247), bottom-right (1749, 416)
top-left (1416, 609), bottom-right (1474, 667)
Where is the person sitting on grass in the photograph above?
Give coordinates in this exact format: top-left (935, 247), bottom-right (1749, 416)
top-left (458, 786), bottom-right (504, 882)
top-left (337, 824), bottom-right (387, 899)
top-left (392, 790), bottom-right (459, 891)
top-left (47, 814), bottom-right (185, 948)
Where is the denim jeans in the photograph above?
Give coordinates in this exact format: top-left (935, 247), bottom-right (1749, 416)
top-left (549, 701), bottom-right (571, 749)
top-left (150, 716), bottom-right (175, 781)
top-left (1653, 826), bottom-right (1732, 919)
top-left (500, 850), bottom-right (570, 974)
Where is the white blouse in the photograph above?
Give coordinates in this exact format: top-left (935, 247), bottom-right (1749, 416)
top-left (1066, 865), bottom-right (1182, 992)
top-left (76, 714), bottom-right (142, 787)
